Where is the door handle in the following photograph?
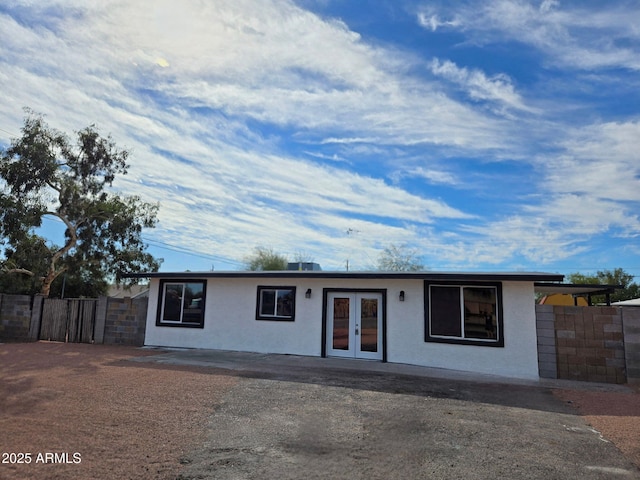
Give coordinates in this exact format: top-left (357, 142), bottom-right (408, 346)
top-left (355, 326), bottom-right (359, 335)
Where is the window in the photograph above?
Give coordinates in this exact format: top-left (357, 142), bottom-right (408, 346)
top-left (157, 280), bottom-right (206, 328)
top-left (256, 286), bottom-right (296, 321)
top-left (425, 282), bottom-right (503, 347)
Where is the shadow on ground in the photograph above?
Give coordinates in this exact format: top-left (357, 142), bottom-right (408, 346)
top-left (122, 351), bottom-right (577, 415)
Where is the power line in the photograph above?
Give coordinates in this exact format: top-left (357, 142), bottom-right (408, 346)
top-left (0, 127), bottom-right (18, 137)
top-left (142, 236), bottom-right (245, 267)
top-left (34, 217), bottom-right (244, 266)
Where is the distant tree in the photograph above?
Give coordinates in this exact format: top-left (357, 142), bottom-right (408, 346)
top-left (244, 247), bottom-right (288, 271)
top-left (0, 110), bottom-right (160, 297)
top-left (567, 268), bottom-right (640, 303)
top-left (292, 250), bottom-right (315, 264)
top-left (377, 243), bottom-right (424, 272)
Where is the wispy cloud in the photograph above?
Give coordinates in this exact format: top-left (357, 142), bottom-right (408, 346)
top-left (456, 118), bottom-right (640, 267)
top-left (390, 166), bottom-right (461, 187)
top-left (417, 11), bottom-right (461, 32)
top-left (0, 1), bottom-right (638, 273)
top-left (429, 58), bottom-right (536, 113)
top-left (544, 120), bottom-right (640, 213)
top-left (418, 0), bottom-right (640, 71)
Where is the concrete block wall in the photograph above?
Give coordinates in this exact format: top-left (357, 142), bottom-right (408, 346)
top-left (622, 308), bottom-right (640, 385)
top-left (535, 304), bottom-right (557, 379)
top-left (0, 294), bottom-right (33, 341)
top-left (553, 306), bottom-right (626, 384)
top-left (103, 297), bottom-right (148, 346)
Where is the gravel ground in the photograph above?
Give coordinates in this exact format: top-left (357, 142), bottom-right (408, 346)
top-left (178, 376), bottom-right (638, 480)
top-left (0, 342), bottom-right (237, 480)
top-left (1, 342), bottom-right (639, 479)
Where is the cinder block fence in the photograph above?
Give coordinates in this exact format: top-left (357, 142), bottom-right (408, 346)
top-left (536, 304), bottom-right (640, 385)
top-left (0, 294), bottom-right (32, 342)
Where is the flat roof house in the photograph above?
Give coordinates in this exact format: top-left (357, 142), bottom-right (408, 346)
top-left (126, 270), bottom-right (563, 379)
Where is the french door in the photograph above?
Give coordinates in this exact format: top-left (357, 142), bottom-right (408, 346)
top-left (326, 292), bottom-right (383, 360)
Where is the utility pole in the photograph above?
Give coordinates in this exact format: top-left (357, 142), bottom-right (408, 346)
top-left (345, 228), bottom-right (360, 271)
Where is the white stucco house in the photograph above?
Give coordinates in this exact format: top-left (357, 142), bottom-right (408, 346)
top-left (126, 270), bottom-right (563, 379)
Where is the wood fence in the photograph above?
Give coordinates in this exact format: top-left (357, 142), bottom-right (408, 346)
top-left (38, 298), bottom-right (97, 343)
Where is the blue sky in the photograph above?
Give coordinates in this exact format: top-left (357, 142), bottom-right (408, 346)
top-left (1, 0), bottom-right (639, 277)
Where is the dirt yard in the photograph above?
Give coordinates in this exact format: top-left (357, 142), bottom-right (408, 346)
top-left (1, 342), bottom-right (639, 479)
top-left (555, 385), bottom-right (640, 468)
top-left (0, 342), bottom-right (237, 480)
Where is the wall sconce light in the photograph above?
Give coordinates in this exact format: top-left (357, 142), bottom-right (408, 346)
top-left (399, 290), bottom-right (405, 302)
top-left (305, 288), bottom-right (312, 299)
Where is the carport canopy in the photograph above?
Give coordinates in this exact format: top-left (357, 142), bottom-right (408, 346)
top-left (534, 283), bottom-right (620, 306)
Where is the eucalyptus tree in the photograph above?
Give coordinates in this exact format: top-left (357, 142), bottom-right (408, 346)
top-left (0, 111), bottom-right (160, 297)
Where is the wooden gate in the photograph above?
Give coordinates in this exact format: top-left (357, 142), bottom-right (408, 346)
top-left (39, 298), bottom-right (97, 343)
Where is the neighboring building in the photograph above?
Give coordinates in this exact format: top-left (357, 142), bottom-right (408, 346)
top-left (107, 284), bottom-right (150, 299)
top-left (535, 283), bottom-right (619, 306)
top-left (539, 293), bottom-right (589, 307)
top-left (126, 270), bottom-right (563, 379)
top-left (287, 262), bottom-right (322, 271)
top-left (612, 298), bottom-right (640, 307)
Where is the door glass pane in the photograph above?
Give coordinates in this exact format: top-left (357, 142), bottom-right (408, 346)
top-left (360, 298), bottom-right (378, 352)
top-left (332, 298), bottom-right (350, 350)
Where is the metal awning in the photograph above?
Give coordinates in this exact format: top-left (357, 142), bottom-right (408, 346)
top-left (534, 283), bottom-right (621, 306)
top-left (534, 283), bottom-right (619, 296)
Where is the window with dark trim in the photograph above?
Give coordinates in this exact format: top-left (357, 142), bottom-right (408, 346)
top-left (425, 281), bottom-right (503, 347)
top-left (157, 280), bottom-right (206, 328)
top-left (256, 286), bottom-right (296, 321)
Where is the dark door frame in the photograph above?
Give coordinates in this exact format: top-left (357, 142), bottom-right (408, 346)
top-left (321, 288), bottom-right (387, 362)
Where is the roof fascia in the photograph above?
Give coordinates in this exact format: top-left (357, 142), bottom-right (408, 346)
top-left (124, 271), bottom-right (564, 282)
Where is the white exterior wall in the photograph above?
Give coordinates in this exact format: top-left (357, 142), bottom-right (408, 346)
top-left (144, 277), bottom-right (540, 379)
top-left (387, 281), bottom-right (540, 379)
top-left (145, 277), bottom-right (325, 355)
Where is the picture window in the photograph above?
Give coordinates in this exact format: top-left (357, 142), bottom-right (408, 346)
top-left (157, 280), bottom-right (206, 328)
top-left (425, 282), bottom-right (503, 347)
